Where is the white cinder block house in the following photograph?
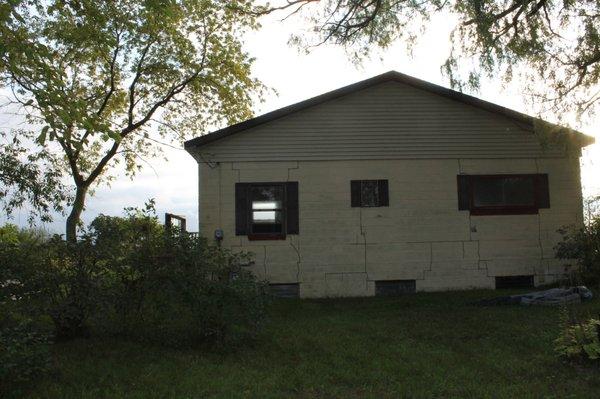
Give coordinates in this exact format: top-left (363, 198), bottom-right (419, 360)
top-left (184, 71), bottom-right (594, 298)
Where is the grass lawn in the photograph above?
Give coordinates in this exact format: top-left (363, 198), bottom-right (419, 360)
top-left (25, 290), bottom-right (600, 399)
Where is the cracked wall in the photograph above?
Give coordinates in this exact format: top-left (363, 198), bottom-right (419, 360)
top-left (198, 157), bottom-right (583, 298)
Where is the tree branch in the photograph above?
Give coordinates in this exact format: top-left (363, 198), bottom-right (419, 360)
top-left (96, 30), bottom-right (122, 117)
top-left (122, 71), bottom-right (201, 137)
top-left (128, 40), bottom-right (155, 126)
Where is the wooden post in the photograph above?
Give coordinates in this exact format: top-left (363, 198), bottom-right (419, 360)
top-left (165, 213), bottom-right (187, 232)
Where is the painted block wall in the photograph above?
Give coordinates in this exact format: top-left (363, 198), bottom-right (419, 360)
top-left (198, 157), bottom-right (583, 298)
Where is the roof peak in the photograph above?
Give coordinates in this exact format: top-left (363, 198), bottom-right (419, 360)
top-left (184, 71), bottom-right (593, 150)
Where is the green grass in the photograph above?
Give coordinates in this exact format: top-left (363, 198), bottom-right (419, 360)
top-left (26, 290), bottom-right (600, 398)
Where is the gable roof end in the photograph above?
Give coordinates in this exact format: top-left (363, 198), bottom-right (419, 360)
top-left (183, 71), bottom-right (595, 150)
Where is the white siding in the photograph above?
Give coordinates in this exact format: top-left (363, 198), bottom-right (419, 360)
top-left (191, 81), bottom-right (566, 162)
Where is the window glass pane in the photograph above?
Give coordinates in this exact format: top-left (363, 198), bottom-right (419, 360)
top-left (250, 186), bottom-right (283, 202)
top-left (473, 179), bottom-right (503, 207)
top-left (502, 177), bottom-right (535, 205)
top-left (473, 176), bottom-right (535, 207)
top-left (252, 210), bottom-right (282, 223)
top-left (252, 200), bottom-right (282, 210)
top-left (361, 180), bottom-right (379, 207)
top-left (250, 185), bottom-right (284, 234)
top-left (252, 211), bottom-right (283, 233)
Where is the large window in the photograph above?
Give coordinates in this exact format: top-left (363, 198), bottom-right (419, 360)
top-left (350, 180), bottom-right (389, 207)
top-left (457, 174), bottom-right (549, 215)
top-left (235, 182), bottom-right (299, 240)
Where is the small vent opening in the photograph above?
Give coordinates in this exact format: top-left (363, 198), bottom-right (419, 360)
top-left (495, 275), bottom-right (534, 289)
top-left (375, 280), bottom-right (416, 296)
top-left (269, 283), bottom-right (300, 298)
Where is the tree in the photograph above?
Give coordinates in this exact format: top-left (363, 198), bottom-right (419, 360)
top-left (0, 0), bottom-right (263, 241)
top-left (0, 133), bottom-right (69, 224)
top-left (260, 0), bottom-right (600, 121)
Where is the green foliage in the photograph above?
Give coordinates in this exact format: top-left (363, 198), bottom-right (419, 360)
top-left (555, 217), bottom-right (600, 287)
top-left (555, 307), bottom-right (600, 362)
top-left (0, 312), bottom-right (53, 397)
top-left (268, 0), bottom-right (600, 120)
top-left (86, 202), bottom-right (269, 347)
top-left (1, 0), bottom-right (264, 238)
top-left (0, 139), bottom-right (69, 224)
top-left (0, 202), bottom-right (269, 348)
top-left (0, 226), bottom-right (54, 396)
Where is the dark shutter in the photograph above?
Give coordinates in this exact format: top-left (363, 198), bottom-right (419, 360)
top-left (378, 180), bottom-right (389, 206)
top-left (286, 181), bottom-right (299, 234)
top-left (457, 175), bottom-right (471, 211)
top-left (235, 183), bottom-right (248, 235)
top-left (350, 180), bottom-right (361, 207)
top-left (537, 174), bottom-right (550, 209)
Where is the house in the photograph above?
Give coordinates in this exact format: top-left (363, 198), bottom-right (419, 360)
top-left (184, 71), bottom-right (594, 298)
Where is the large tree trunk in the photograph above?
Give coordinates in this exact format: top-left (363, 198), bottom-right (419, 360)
top-left (66, 184), bottom-right (88, 243)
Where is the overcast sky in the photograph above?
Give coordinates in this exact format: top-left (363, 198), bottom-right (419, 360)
top-left (2, 12), bottom-right (599, 233)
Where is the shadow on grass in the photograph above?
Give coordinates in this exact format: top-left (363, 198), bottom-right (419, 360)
top-left (25, 289), bottom-right (600, 399)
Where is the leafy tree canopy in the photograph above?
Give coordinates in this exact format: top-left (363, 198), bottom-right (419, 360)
top-left (261, 0), bottom-right (600, 121)
top-left (0, 134), bottom-right (69, 224)
top-left (0, 0), bottom-right (263, 240)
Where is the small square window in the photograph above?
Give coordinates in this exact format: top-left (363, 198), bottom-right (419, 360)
top-left (351, 180), bottom-right (389, 207)
top-left (360, 180), bottom-right (380, 207)
top-left (235, 182), bottom-right (299, 240)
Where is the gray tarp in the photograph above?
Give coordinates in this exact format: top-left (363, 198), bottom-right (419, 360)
top-left (476, 286), bottom-right (593, 306)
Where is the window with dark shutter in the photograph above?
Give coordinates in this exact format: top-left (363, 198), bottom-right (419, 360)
top-left (235, 182), bottom-right (299, 240)
top-left (536, 174), bottom-right (550, 209)
top-left (286, 182), bottom-right (299, 234)
top-left (456, 174), bottom-right (550, 215)
top-left (350, 180), bottom-right (389, 207)
top-left (235, 183), bottom-right (249, 235)
top-left (457, 175), bottom-right (470, 211)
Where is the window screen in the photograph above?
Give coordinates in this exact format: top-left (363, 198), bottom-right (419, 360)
top-left (457, 174), bottom-right (549, 215)
top-left (473, 176), bottom-right (535, 207)
top-left (351, 180), bottom-right (389, 207)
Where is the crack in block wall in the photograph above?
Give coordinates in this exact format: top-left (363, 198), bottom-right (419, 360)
top-left (199, 157), bottom-right (583, 298)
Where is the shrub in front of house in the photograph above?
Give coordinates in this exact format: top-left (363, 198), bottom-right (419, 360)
top-left (0, 225), bottom-right (53, 396)
top-left (88, 205), bottom-right (269, 347)
top-left (555, 216), bottom-right (600, 287)
top-left (0, 203), bottom-right (269, 349)
top-left (0, 310), bottom-right (53, 396)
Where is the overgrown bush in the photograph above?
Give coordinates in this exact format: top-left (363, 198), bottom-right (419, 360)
top-left (555, 307), bottom-right (600, 362)
top-left (555, 217), bottom-right (600, 287)
top-left (1, 202), bottom-right (269, 349)
top-left (0, 225), bottom-right (53, 395)
top-left (0, 310), bottom-right (53, 396)
top-left (1, 224), bottom-right (105, 340)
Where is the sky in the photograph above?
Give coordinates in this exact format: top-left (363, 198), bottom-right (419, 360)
top-left (2, 11), bottom-right (599, 234)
